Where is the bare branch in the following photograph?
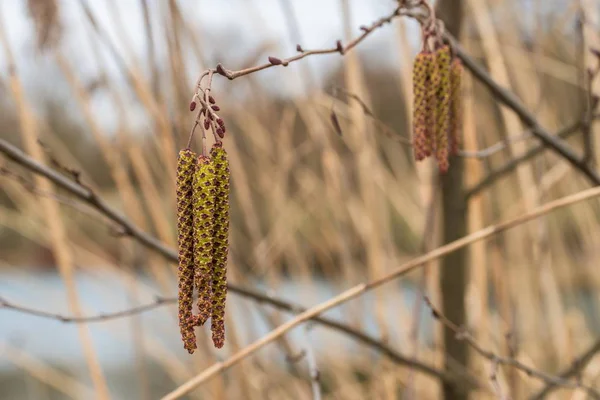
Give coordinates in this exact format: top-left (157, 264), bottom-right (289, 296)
top-left (529, 338), bottom-right (600, 400)
top-left (446, 34), bottom-right (600, 187)
top-left (424, 297), bottom-right (600, 399)
top-left (466, 118), bottom-right (593, 199)
top-left (161, 185), bottom-right (600, 399)
top-left (208, 6), bottom-right (403, 81)
top-left (0, 138), bottom-right (471, 389)
top-left (0, 295), bottom-right (173, 323)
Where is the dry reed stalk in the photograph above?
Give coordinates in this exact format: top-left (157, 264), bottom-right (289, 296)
top-left (340, 0), bottom-right (390, 343)
top-left (1, 341), bottom-right (96, 399)
top-left (53, 50), bottom-right (177, 308)
top-left (0, 20), bottom-right (110, 399)
top-left (468, 1), bottom-right (544, 391)
top-left (79, 2), bottom-right (177, 190)
top-left (164, 0), bottom-right (190, 139)
top-left (460, 38), bottom-right (493, 396)
top-left (221, 127), bottom-right (263, 252)
top-left (128, 144), bottom-right (176, 244)
top-left (27, 0), bottom-right (61, 50)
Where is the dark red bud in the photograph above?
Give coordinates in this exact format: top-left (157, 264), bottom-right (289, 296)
top-left (211, 105), bottom-right (220, 111)
top-left (189, 101), bottom-right (197, 111)
top-left (209, 96), bottom-right (216, 104)
top-left (296, 44), bottom-right (303, 52)
top-left (216, 128), bottom-right (224, 138)
top-left (216, 118), bottom-right (224, 126)
top-left (203, 119), bottom-right (210, 130)
top-left (216, 63), bottom-right (227, 77)
top-left (268, 56), bottom-right (283, 65)
top-left (336, 40), bottom-right (344, 54)
top-left (360, 26), bottom-right (369, 32)
top-left (208, 113), bottom-right (214, 121)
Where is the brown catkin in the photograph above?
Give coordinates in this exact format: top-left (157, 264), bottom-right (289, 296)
top-left (425, 50), bottom-right (438, 158)
top-left (434, 45), bottom-right (452, 173)
top-left (210, 143), bottom-right (230, 349)
top-left (449, 58), bottom-right (463, 156)
top-left (176, 149), bottom-right (197, 354)
top-left (193, 156), bottom-right (217, 326)
top-left (412, 51), bottom-right (431, 161)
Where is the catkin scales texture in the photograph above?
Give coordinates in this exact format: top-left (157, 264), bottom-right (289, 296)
top-left (209, 144), bottom-right (230, 349)
top-left (434, 45), bottom-right (452, 173)
top-left (411, 43), bottom-right (462, 173)
top-left (176, 149), bottom-right (197, 354)
top-left (193, 156), bottom-right (217, 326)
top-left (449, 58), bottom-right (463, 156)
top-left (412, 52), bottom-right (431, 161)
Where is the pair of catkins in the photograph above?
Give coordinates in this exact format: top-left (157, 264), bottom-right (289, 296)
top-left (176, 142), bottom-right (230, 353)
top-left (412, 44), bottom-right (463, 173)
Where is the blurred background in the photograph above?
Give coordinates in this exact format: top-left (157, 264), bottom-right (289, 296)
top-left (1, 0), bottom-right (600, 399)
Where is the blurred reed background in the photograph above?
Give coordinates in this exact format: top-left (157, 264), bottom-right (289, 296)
top-left (1, 0), bottom-right (600, 399)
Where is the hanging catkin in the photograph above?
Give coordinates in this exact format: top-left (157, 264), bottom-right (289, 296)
top-left (209, 143), bottom-right (230, 349)
top-left (193, 155), bottom-right (217, 326)
top-left (434, 45), bottom-right (452, 172)
top-left (176, 149), bottom-right (197, 354)
top-left (412, 51), bottom-right (432, 161)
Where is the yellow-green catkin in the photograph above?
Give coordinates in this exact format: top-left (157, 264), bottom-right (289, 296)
top-left (193, 155), bottom-right (217, 326)
top-left (176, 149), bottom-right (197, 354)
top-left (434, 45), bottom-right (452, 173)
top-left (412, 51), bottom-right (432, 161)
top-left (449, 57), bottom-right (463, 156)
top-left (209, 142), bottom-right (230, 349)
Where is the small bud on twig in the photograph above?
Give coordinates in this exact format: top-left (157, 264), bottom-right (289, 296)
top-left (216, 63), bottom-right (230, 79)
top-left (268, 56), bottom-right (283, 65)
top-left (189, 101), bottom-right (197, 112)
top-left (296, 44), bottom-right (304, 52)
top-left (336, 40), bottom-right (344, 54)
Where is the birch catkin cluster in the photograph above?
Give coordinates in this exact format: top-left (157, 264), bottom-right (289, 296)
top-left (412, 38), bottom-right (463, 173)
top-left (176, 143), bottom-right (230, 353)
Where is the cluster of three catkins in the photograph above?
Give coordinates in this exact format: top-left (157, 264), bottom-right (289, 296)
top-left (412, 44), bottom-right (463, 173)
top-left (176, 142), bottom-right (230, 353)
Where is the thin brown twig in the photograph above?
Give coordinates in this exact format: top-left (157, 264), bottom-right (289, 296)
top-left (529, 337), bottom-right (600, 400)
top-left (445, 33), bottom-right (600, 187)
top-left (207, 6), bottom-right (403, 81)
top-left (423, 297), bottom-right (600, 399)
top-left (466, 116), bottom-right (600, 199)
top-left (0, 166), bottom-right (115, 229)
top-left (458, 131), bottom-right (534, 159)
top-left (0, 295), bottom-right (173, 323)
